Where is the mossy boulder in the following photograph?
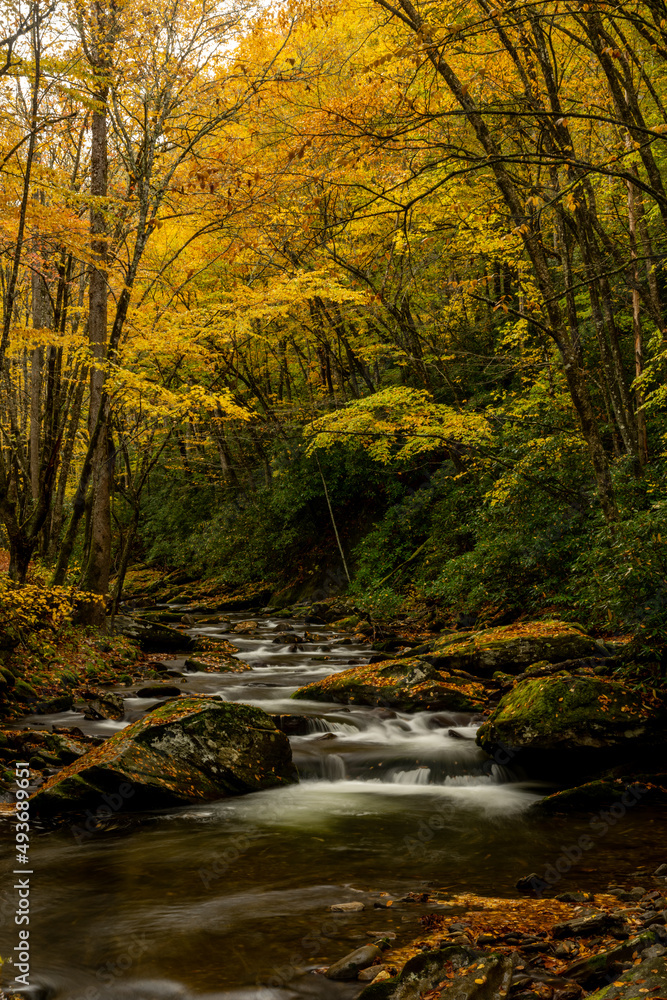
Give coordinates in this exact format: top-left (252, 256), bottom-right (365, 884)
top-left (291, 657), bottom-right (487, 712)
top-left (423, 621), bottom-right (606, 678)
top-left (0, 728), bottom-right (94, 771)
top-left (332, 615), bottom-right (361, 630)
top-left (80, 687), bottom-right (125, 720)
top-left (12, 678), bottom-right (37, 702)
top-left (112, 615), bottom-right (194, 652)
top-left (33, 693), bottom-right (75, 714)
top-left (536, 774), bottom-right (667, 812)
top-left (30, 696), bottom-right (295, 816)
top-left (587, 954), bottom-right (667, 999)
top-left (358, 946), bottom-right (515, 1000)
top-left (477, 673), bottom-right (661, 755)
top-left (134, 610), bottom-right (185, 624)
top-left (232, 620), bottom-right (259, 633)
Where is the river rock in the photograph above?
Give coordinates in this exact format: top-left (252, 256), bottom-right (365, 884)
top-left (135, 684), bottom-right (182, 699)
top-left (232, 620), bottom-right (258, 633)
top-left (325, 944), bottom-right (381, 980)
top-left (112, 615), bottom-right (194, 652)
top-left (305, 599), bottom-right (359, 625)
top-left (358, 966), bottom-right (389, 981)
top-left (81, 688), bottom-right (125, 720)
top-left (536, 775), bottom-right (667, 812)
top-left (422, 621), bottom-right (606, 678)
top-left (32, 694), bottom-right (75, 714)
top-left (357, 946), bottom-right (516, 1000)
top-left (271, 714), bottom-right (311, 735)
top-left (30, 697), bottom-right (296, 816)
top-left (552, 912), bottom-right (618, 938)
top-left (562, 932), bottom-right (657, 985)
top-left (330, 901), bottom-right (365, 912)
top-left (291, 657), bottom-right (486, 712)
top-left (0, 728), bottom-right (93, 791)
top-left (586, 954), bottom-right (667, 998)
top-left (476, 673), bottom-right (665, 772)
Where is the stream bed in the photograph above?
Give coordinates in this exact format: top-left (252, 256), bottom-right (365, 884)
top-left (1, 612), bottom-right (665, 999)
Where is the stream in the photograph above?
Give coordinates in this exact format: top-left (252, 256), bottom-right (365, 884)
top-left (1, 611), bottom-right (665, 1000)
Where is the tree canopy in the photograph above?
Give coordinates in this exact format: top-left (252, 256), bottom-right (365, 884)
top-left (1, 0), bottom-right (667, 635)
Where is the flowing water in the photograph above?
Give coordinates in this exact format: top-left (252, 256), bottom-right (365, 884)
top-left (1, 612), bottom-right (665, 999)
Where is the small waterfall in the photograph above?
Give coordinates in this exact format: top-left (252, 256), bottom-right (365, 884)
top-left (307, 718), bottom-right (359, 735)
top-left (443, 774), bottom-right (495, 786)
top-left (489, 761), bottom-right (521, 784)
top-left (389, 767), bottom-right (431, 785)
top-left (323, 754), bottom-right (347, 781)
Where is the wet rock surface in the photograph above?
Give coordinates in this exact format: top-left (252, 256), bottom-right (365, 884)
top-left (80, 687), bottom-right (125, 720)
top-left (30, 696), bottom-right (296, 815)
top-left (112, 615), bottom-right (195, 651)
top-left (292, 656), bottom-right (487, 712)
top-left (325, 943), bottom-right (382, 979)
top-left (421, 622), bottom-right (605, 678)
top-left (362, 889), bottom-right (667, 1000)
top-left (476, 674), bottom-right (663, 755)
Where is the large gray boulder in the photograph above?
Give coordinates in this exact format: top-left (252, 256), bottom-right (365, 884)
top-left (30, 696), bottom-right (295, 815)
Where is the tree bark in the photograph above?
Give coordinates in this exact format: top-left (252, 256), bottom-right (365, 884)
top-left (80, 9), bottom-right (112, 622)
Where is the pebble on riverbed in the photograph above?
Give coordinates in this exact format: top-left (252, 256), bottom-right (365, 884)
top-left (330, 901), bottom-right (365, 912)
top-left (324, 944), bottom-right (381, 980)
top-left (358, 965), bottom-right (393, 981)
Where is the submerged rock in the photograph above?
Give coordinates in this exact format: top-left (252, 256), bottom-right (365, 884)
top-left (30, 696), bottom-right (296, 816)
top-left (291, 657), bottom-right (487, 712)
top-left (536, 774), bottom-right (667, 812)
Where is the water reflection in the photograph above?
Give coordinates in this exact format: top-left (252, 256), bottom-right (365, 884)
top-left (1, 612), bottom-right (664, 999)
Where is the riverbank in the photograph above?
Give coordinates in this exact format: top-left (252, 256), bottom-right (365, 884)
top-left (1, 579), bottom-right (666, 998)
top-left (318, 880), bottom-right (667, 997)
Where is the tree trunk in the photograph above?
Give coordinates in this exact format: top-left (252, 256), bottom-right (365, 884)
top-left (627, 169), bottom-right (649, 466)
top-left (80, 38), bottom-right (111, 623)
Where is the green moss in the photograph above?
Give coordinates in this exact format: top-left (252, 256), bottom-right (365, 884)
top-left (332, 615), bottom-right (361, 629)
top-left (477, 672), bottom-right (662, 752)
top-left (492, 674), bottom-right (648, 733)
top-left (292, 656), bottom-right (487, 711)
top-left (426, 621), bottom-right (604, 678)
top-left (31, 696), bottom-right (295, 815)
top-left (13, 678), bottom-right (36, 701)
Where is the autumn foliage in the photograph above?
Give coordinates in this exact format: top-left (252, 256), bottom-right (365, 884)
top-left (0, 0), bottom-right (666, 633)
